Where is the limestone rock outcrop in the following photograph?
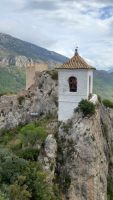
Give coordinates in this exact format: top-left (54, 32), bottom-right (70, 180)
top-left (56, 105), bottom-right (113, 200)
top-left (38, 134), bottom-right (57, 173)
top-left (0, 71), bottom-right (58, 130)
top-left (0, 56), bottom-right (32, 68)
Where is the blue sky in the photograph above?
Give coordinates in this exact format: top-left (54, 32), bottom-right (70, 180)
top-left (0, 0), bottom-right (113, 70)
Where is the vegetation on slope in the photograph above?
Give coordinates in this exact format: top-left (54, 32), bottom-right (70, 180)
top-left (102, 99), bottom-right (113, 108)
top-left (94, 70), bottom-right (113, 101)
top-left (0, 116), bottom-right (60, 200)
top-left (0, 66), bottom-right (25, 94)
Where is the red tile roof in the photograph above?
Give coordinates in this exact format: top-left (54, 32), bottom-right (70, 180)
top-left (57, 53), bottom-right (96, 70)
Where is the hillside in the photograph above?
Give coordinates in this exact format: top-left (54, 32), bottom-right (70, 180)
top-left (94, 70), bottom-right (113, 101)
top-left (0, 33), bottom-right (68, 63)
top-left (0, 33), bottom-right (67, 94)
top-left (0, 66), bottom-right (25, 94)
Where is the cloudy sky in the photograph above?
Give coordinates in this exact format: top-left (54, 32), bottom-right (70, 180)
top-left (0, 0), bottom-right (113, 69)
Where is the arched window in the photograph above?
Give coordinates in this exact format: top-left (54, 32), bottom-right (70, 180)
top-left (68, 76), bottom-right (77, 92)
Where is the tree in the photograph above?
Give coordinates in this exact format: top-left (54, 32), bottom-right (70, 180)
top-left (9, 176), bottom-right (31, 200)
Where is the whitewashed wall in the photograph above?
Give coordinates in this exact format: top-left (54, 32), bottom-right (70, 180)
top-left (58, 69), bottom-right (94, 121)
top-left (87, 70), bottom-right (93, 97)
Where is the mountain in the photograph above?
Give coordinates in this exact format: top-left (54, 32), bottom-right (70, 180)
top-left (0, 33), bottom-right (68, 63)
top-left (0, 33), bottom-right (68, 94)
top-left (94, 70), bottom-right (113, 101)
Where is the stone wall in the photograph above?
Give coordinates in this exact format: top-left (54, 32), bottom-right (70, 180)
top-left (26, 62), bottom-right (48, 89)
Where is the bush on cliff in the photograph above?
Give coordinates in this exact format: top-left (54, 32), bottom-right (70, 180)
top-left (20, 123), bottom-right (47, 146)
top-left (0, 191), bottom-right (8, 200)
top-left (0, 116), bottom-right (60, 200)
top-left (78, 99), bottom-right (95, 116)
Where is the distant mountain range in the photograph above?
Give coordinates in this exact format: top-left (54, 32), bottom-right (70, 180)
top-left (0, 33), bottom-right (68, 63)
top-left (0, 33), bottom-right (113, 101)
top-left (0, 33), bottom-right (68, 93)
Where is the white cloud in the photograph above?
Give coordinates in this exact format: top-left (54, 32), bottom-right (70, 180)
top-left (0, 0), bottom-right (113, 69)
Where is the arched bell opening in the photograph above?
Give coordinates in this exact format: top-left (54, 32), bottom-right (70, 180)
top-left (68, 76), bottom-right (77, 92)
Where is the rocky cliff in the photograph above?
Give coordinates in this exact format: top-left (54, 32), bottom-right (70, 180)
top-left (56, 105), bottom-right (113, 200)
top-left (0, 71), bottom-right (113, 200)
top-left (0, 71), bottom-right (58, 130)
top-left (0, 55), bottom-right (32, 68)
top-left (37, 99), bottom-right (113, 200)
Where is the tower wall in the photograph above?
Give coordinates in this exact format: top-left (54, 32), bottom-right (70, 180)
top-left (26, 63), bottom-right (48, 90)
top-left (26, 64), bottom-right (35, 90)
top-left (58, 69), bottom-right (93, 121)
top-left (34, 63), bottom-right (48, 72)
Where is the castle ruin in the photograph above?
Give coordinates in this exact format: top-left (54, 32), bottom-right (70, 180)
top-left (26, 61), bottom-right (48, 89)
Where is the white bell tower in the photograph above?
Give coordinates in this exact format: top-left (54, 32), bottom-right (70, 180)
top-left (57, 48), bottom-right (95, 121)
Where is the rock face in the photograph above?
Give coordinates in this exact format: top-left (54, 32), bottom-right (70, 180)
top-left (57, 105), bottom-right (113, 200)
top-left (39, 134), bottom-right (57, 172)
top-left (0, 56), bottom-right (32, 68)
top-left (0, 71), bottom-right (58, 130)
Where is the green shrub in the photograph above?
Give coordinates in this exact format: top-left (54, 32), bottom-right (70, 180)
top-left (17, 148), bottom-right (39, 161)
top-left (0, 191), bottom-right (8, 200)
top-left (102, 99), bottom-right (113, 108)
top-left (9, 176), bottom-right (31, 200)
top-left (107, 176), bottom-right (113, 200)
top-left (0, 148), bottom-right (27, 184)
top-left (20, 123), bottom-right (47, 146)
top-left (9, 139), bottom-right (22, 152)
top-left (78, 99), bottom-right (95, 116)
top-left (24, 162), bottom-right (57, 200)
top-left (34, 171), bottom-right (53, 200)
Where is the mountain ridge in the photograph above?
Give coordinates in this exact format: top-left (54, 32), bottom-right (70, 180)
top-left (0, 32), bottom-right (68, 63)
